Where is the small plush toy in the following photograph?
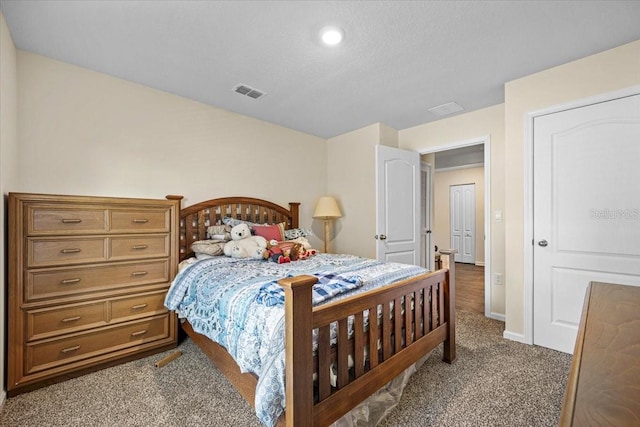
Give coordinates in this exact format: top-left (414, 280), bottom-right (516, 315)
top-left (223, 223), bottom-right (267, 259)
top-left (296, 246), bottom-right (317, 260)
top-left (263, 240), bottom-right (291, 264)
top-left (304, 248), bottom-right (318, 258)
top-left (288, 242), bottom-right (307, 261)
top-left (289, 236), bottom-right (312, 250)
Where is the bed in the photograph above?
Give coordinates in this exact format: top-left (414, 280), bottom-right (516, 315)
top-left (164, 195), bottom-right (456, 426)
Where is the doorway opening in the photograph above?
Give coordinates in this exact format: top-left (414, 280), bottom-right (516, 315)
top-left (419, 136), bottom-right (494, 319)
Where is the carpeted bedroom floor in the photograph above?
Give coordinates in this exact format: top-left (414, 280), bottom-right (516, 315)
top-left (0, 310), bottom-right (571, 427)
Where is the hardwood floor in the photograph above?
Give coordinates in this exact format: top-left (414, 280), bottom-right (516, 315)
top-left (455, 262), bottom-right (484, 314)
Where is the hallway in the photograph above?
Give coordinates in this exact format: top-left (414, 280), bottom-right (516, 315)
top-left (455, 262), bottom-right (484, 314)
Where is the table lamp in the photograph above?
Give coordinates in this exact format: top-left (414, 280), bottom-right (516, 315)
top-left (313, 196), bottom-right (342, 253)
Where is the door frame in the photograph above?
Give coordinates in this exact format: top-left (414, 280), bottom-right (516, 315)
top-left (418, 135), bottom-right (495, 320)
top-left (522, 84), bottom-right (640, 345)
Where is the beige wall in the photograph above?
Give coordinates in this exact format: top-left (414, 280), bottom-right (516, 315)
top-left (400, 104), bottom-right (505, 317)
top-left (326, 123), bottom-right (393, 258)
top-left (3, 48), bottom-right (328, 398)
top-left (0, 12), bottom-right (19, 406)
top-left (433, 166), bottom-right (485, 264)
top-left (16, 51), bottom-right (327, 250)
top-left (503, 39), bottom-right (640, 339)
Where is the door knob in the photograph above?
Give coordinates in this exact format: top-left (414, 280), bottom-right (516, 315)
top-left (375, 234), bottom-right (387, 240)
top-left (538, 240), bottom-right (548, 247)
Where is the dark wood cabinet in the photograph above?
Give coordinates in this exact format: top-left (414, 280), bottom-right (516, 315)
top-left (559, 282), bottom-right (640, 426)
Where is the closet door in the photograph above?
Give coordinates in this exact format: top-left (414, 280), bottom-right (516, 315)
top-left (533, 93), bottom-right (640, 353)
top-left (450, 183), bottom-right (475, 264)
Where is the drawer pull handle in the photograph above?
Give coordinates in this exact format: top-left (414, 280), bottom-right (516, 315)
top-left (60, 278), bottom-right (81, 284)
top-left (132, 304), bottom-right (148, 310)
top-left (60, 248), bottom-right (81, 254)
top-left (61, 345), bottom-right (80, 353)
top-left (131, 271), bottom-right (148, 276)
top-left (62, 316), bottom-right (81, 323)
top-left (132, 244), bottom-right (148, 250)
top-left (61, 219), bottom-right (82, 224)
top-left (131, 330), bottom-right (147, 337)
top-left (133, 218), bottom-right (149, 224)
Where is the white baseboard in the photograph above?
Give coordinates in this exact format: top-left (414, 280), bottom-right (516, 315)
top-left (487, 312), bottom-right (505, 322)
top-left (0, 390), bottom-right (6, 413)
top-left (475, 261), bottom-right (485, 267)
top-left (503, 330), bottom-right (530, 344)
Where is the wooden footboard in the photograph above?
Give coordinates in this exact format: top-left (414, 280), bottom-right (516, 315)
top-left (173, 196), bottom-right (456, 426)
top-left (179, 251), bottom-right (455, 426)
top-left (279, 250), bottom-right (456, 427)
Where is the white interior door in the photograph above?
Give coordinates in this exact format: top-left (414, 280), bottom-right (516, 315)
top-left (450, 184), bottom-right (475, 264)
top-left (421, 162), bottom-right (433, 270)
top-left (533, 93), bottom-right (640, 354)
top-left (375, 145), bottom-right (420, 265)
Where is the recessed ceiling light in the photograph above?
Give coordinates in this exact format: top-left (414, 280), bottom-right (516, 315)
top-left (319, 26), bottom-right (345, 46)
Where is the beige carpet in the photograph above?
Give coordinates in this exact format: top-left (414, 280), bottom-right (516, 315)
top-left (0, 310), bottom-right (571, 426)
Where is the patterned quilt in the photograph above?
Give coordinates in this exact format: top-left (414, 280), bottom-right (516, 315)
top-left (164, 253), bottom-right (427, 426)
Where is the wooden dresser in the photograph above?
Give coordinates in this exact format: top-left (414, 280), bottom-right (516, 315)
top-left (8, 193), bottom-right (179, 395)
top-left (559, 282), bottom-right (640, 426)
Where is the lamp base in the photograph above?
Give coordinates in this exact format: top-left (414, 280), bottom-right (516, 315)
top-left (323, 220), bottom-right (331, 254)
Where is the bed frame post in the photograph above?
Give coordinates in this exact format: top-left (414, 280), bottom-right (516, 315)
top-left (278, 274), bottom-right (318, 427)
top-left (288, 202), bottom-right (300, 228)
top-left (439, 249), bottom-right (456, 363)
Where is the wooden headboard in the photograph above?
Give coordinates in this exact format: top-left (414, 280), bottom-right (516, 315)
top-left (166, 196), bottom-right (300, 261)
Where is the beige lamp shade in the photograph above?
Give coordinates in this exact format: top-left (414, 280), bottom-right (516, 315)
top-left (313, 196), bottom-right (342, 253)
top-left (313, 196), bottom-right (342, 219)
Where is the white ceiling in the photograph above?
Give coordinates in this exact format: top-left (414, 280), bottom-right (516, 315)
top-left (2, 0), bottom-right (639, 139)
top-left (435, 144), bottom-right (484, 170)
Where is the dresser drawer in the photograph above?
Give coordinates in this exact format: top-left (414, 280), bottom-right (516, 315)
top-left (111, 291), bottom-right (168, 323)
top-left (110, 209), bottom-right (170, 233)
top-left (28, 237), bottom-right (107, 267)
top-left (27, 301), bottom-right (107, 341)
top-left (28, 206), bottom-right (108, 235)
top-left (26, 291), bottom-right (169, 341)
top-left (27, 235), bottom-right (170, 268)
top-left (110, 235), bottom-right (170, 260)
top-left (26, 315), bottom-right (170, 374)
top-left (26, 259), bottom-right (170, 302)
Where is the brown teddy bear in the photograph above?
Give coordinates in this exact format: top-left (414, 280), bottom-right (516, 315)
top-left (288, 242), bottom-right (305, 261)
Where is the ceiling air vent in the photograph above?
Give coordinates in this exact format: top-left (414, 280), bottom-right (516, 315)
top-left (234, 84), bottom-right (266, 100)
top-left (428, 101), bottom-right (464, 117)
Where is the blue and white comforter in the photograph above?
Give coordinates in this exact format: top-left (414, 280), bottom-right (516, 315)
top-left (164, 253), bottom-right (426, 426)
